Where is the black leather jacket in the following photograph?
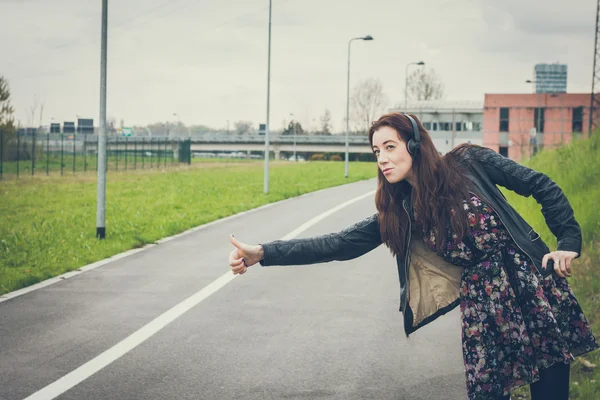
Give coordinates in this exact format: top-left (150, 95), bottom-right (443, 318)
top-left (259, 145), bottom-right (582, 336)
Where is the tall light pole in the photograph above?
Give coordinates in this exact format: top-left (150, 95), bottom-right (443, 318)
top-left (290, 113), bottom-right (297, 162)
top-left (264, 0), bottom-right (272, 193)
top-left (345, 34), bottom-right (373, 178)
top-left (405, 61), bottom-right (425, 111)
top-left (173, 112), bottom-right (191, 138)
top-left (96, 0), bottom-right (108, 239)
top-left (173, 113), bottom-right (180, 137)
top-left (526, 79), bottom-right (541, 151)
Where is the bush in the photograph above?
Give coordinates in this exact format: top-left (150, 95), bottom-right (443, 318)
top-left (310, 153), bottom-right (325, 161)
top-left (357, 153), bottom-right (376, 162)
top-left (329, 155), bottom-right (342, 161)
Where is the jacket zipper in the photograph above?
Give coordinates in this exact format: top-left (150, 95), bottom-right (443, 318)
top-left (469, 190), bottom-right (543, 276)
top-left (401, 199), bottom-right (412, 313)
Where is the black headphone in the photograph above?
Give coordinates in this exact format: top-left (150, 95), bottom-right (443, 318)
top-left (403, 113), bottom-right (421, 157)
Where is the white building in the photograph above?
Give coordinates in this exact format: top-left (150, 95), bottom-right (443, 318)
top-left (390, 100), bottom-right (484, 154)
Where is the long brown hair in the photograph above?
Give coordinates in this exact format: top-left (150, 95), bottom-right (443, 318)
top-left (368, 112), bottom-right (477, 257)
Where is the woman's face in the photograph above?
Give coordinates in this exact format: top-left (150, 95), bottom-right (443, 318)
top-left (371, 126), bottom-right (414, 185)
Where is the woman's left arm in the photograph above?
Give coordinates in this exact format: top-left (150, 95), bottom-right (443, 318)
top-left (467, 146), bottom-right (581, 277)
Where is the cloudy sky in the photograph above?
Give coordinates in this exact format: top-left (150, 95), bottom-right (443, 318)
top-left (0, 0), bottom-right (596, 132)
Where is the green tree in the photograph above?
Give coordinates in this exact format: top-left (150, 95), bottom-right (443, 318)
top-left (1, 76), bottom-right (17, 164)
top-left (0, 76), bottom-right (15, 128)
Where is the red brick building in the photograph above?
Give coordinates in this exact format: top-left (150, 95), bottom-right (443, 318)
top-left (483, 93), bottom-right (592, 161)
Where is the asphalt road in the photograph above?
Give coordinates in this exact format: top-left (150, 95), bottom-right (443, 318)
top-left (0, 178), bottom-right (467, 400)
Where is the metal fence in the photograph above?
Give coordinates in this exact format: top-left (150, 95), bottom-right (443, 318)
top-left (0, 130), bottom-right (191, 180)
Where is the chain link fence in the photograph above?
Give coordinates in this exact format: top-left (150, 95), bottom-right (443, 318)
top-left (0, 130), bottom-right (192, 180)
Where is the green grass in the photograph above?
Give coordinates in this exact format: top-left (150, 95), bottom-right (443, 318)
top-left (191, 157), bottom-right (256, 163)
top-left (500, 133), bottom-right (600, 399)
top-left (0, 160), bottom-right (376, 295)
top-left (1, 154), bottom-right (285, 178)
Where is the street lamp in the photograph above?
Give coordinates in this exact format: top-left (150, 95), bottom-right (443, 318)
top-left (264, 0), bottom-right (273, 193)
top-left (405, 61), bottom-right (425, 111)
top-left (173, 113), bottom-right (180, 137)
top-left (345, 34), bottom-right (373, 178)
top-left (96, 0), bottom-right (108, 240)
top-left (525, 80), bottom-right (542, 132)
top-left (173, 112), bottom-right (191, 138)
top-left (526, 79), bottom-right (542, 155)
top-left (290, 113), bottom-right (297, 162)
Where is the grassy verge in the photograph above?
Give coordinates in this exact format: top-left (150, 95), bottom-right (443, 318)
top-left (0, 160), bottom-right (376, 295)
top-left (501, 134), bottom-right (600, 399)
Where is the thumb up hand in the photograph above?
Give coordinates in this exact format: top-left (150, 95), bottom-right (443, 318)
top-left (229, 234), bottom-right (264, 275)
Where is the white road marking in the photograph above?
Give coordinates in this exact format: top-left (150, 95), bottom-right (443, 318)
top-left (23, 189), bottom-right (375, 400)
top-left (1, 181), bottom-right (374, 303)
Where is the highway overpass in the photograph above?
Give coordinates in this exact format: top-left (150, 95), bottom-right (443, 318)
top-left (48, 132), bottom-right (483, 160)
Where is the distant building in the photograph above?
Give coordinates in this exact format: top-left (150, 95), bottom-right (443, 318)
top-left (534, 63), bottom-right (567, 93)
top-left (483, 93), bottom-right (591, 161)
top-left (391, 100), bottom-right (483, 154)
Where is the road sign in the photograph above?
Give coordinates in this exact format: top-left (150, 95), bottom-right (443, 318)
top-left (121, 127), bottom-right (133, 136)
top-left (77, 118), bottom-right (94, 134)
top-left (63, 121), bottom-right (75, 133)
top-left (50, 123), bottom-right (61, 133)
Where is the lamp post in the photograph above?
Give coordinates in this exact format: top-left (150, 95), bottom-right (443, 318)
top-left (264, 0), bottom-right (272, 193)
top-left (345, 34), bottom-right (373, 178)
top-left (96, 0), bottom-right (108, 239)
top-left (290, 113), bottom-right (297, 162)
top-left (405, 61), bottom-right (425, 111)
top-left (173, 113), bottom-right (180, 137)
top-left (526, 80), bottom-right (542, 152)
top-left (173, 112), bottom-right (191, 138)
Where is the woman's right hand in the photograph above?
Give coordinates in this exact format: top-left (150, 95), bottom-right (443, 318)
top-left (228, 234), bottom-right (264, 275)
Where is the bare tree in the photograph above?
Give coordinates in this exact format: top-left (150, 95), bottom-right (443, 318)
top-left (38, 104), bottom-right (44, 129)
top-left (406, 68), bottom-right (444, 101)
top-left (319, 109), bottom-right (332, 135)
top-left (189, 124), bottom-right (211, 134)
top-left (107, 116), bottom-right (117, 135)
top-left (234, 120), bottom-right (253, 135)
top-left (25, 97), bottom-right (44, 134)
top-left (350, 78), bottom-right (388, 135)
top-left (27, 99), bottom-right (38, 130)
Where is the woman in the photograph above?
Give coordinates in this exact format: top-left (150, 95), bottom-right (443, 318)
top-left (227, 112), bottom-right (598, 399)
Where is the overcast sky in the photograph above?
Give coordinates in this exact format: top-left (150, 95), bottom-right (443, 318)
top-left (0, 0), bottom-right (596, 132)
